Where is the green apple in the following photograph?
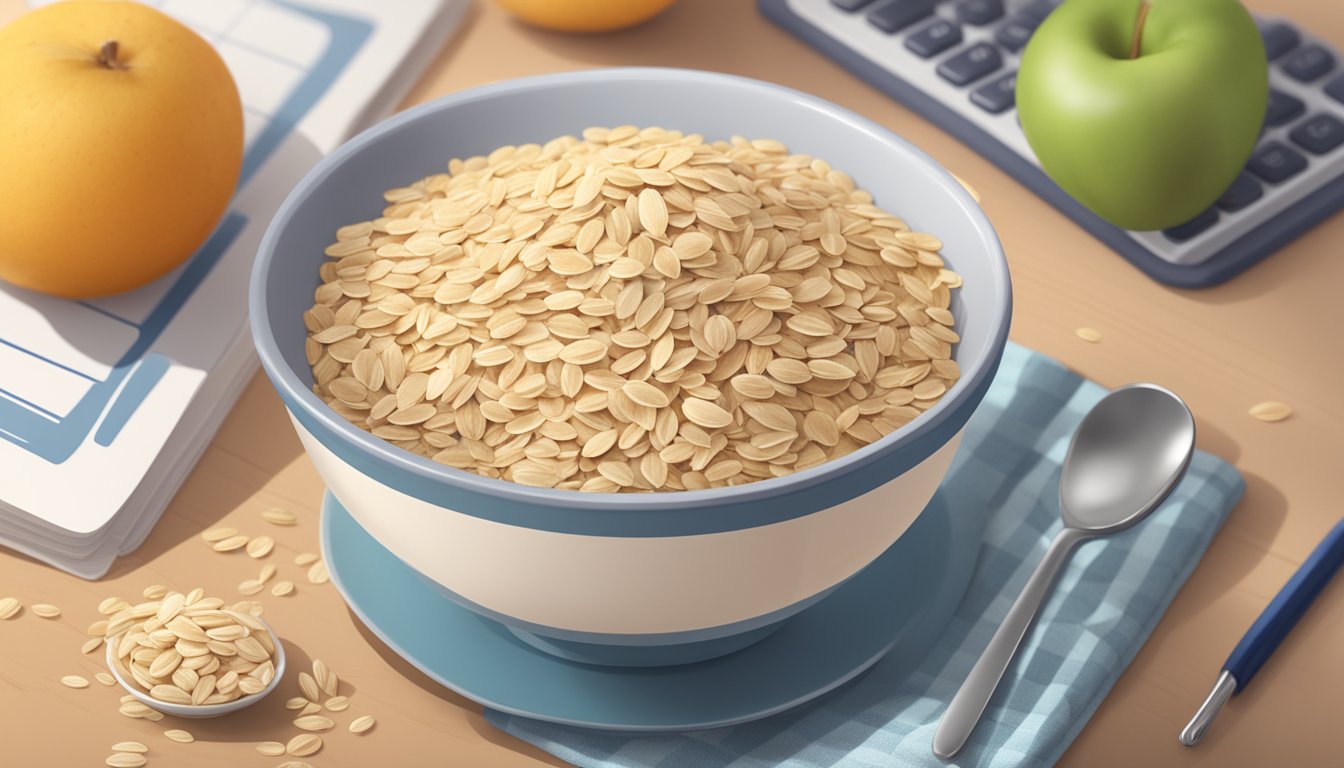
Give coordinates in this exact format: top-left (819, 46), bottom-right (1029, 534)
top-left (1017, 0), bottom-right (1267, 231)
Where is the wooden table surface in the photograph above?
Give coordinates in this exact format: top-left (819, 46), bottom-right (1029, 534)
top-left (2, 1), bottom-right (1342, 765)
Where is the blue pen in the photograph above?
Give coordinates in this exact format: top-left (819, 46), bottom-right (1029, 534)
top-left (1180, 517), bottom-right (1344, 746)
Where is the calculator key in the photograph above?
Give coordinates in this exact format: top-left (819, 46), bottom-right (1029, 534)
top-left (995, 14), bottom-right (1041, 53)
top-left (1018, 0), bottom-right (1059, 23)
top-left (1281, 44), bottom-right (1334, 83)
top-left (954, 0), bottom-right (1002, 26)
top-left (831, 0), bottom-right (879, 11)
top-left (970, 71), bottom-right (1017, 113)
top-left (1215, 173), bottom-right (1263, 213)
top-left (936, 43), bottom-right (1003, 86)
top-left (1289, 113), bottom-right (1344, 155)
top-left (1163, 209), bottom-right (1219, 243)
top-left (1258, 22), bottom-right (1300, 61)
top-left (1263, 90), bottom-right (1305, 128)
top-left (1325, 73), bottom-right (1344, 106)
top-left (1247, 141), bottom-right (1308, 184)
top-left (905, 19), bottom-right (963, 58)
top-left (867, 0), bottom-right (937, 33)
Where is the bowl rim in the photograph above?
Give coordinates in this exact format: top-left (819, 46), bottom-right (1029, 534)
top-left (249, 67), bottom-right (1012, 513)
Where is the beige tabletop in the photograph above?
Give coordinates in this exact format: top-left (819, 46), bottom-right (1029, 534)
top-left (2, 1), bottom-right (1343, 766)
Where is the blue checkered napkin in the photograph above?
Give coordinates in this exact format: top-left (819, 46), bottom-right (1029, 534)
top-left (487, 342), bottom-right (1245, 768)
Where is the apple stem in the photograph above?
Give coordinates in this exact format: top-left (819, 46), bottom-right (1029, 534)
top-left (97, 40), bottom-right (127, 70)
top-left (1129, 1), bottom-right (1151, 59)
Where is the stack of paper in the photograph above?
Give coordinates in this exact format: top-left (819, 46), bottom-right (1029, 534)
top-left (0, 0), bottom-right (467, 578)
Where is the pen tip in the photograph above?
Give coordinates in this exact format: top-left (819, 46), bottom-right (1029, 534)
top-left (1179, 670), bottom-right (1236, 749)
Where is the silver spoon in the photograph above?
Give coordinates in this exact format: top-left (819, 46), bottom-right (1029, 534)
top-left (933, 383), bottom-right (1196, 760)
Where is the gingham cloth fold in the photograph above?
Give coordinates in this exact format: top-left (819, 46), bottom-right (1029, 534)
top-left (486, 342), bottom-right (1245, 768)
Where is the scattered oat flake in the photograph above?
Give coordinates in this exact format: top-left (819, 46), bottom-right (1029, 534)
top-left (81, 637), bottom-right (104, 654)
top-left (31, 603), bottom-right (60, 619)
top-left (247, 536), bottom-right (275, 558)
top-left (271, 581), bottom-right (295, 597)
top-left (201, 526), bottom-right (237, 542)
top-left (285, 697), bottom-right (310, 710)
top-left (96, 672), bottom-right (117, 686)
top-left (293, 553), bottom-right (320, 567)
top-left (238, 579), bottom-right (265, 595)
top-left (306, 561), bottom-right (330, 585)
top-left (111, 742), bottom-right (148, 753)
top-left (350, 714), bottom-right (376, 734)
top-left (212, 534), bottom-right (250, 552)
top-left (105, 754), bottom-right (147, 768)
top-left (294, 715), bottom-right (335, 732)
top-left (60, 675), bottom-right (90, 689)
top-left (1075, 327), bottom-right (1102, 343)
top-left (142, 584), bottom-right (167, 599)
top-left (950, 172), bottom-right (981, 203)
top-left (262, 508), bottom-right (298, 526)
top-left (164, 729), bottom-right (194, 743)
top-left (98, 597), bottom-right (126, 615)
top-left (286, 733), bottom-right (323, 757)
top-left (1249, 401), bottom-right (1291, 422)
top-left (0, 597), bottom-right (20, 620)
top-left (324, 695), bottom-right (349, 712)
top-left (297, 672), bottom-right (321, 703)
top-left (313, 659), bottom-right (338, 697)
top-left (277, 762), bottom-right (316, 768)
top-left (256, 741), bottom-right (287, 756)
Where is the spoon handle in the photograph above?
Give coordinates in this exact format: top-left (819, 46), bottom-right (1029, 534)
top-left (933, 526), bottom-right (1089, 759)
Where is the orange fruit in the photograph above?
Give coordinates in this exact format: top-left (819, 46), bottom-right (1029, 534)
top-left (0, 1), bottom-right (242, 298)
top-left (493, 0), bottom-right (675, 33)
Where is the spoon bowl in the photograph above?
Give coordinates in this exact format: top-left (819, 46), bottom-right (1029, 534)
top-left (1061, 383), bottom-right (1196, 532)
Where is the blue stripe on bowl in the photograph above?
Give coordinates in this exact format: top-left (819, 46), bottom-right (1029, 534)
top-left (251, 68), bottom-right (1012, 539)
top-left (504, 623), bottom-right (786, 667)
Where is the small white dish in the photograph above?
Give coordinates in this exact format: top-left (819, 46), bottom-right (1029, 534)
top-left (104, 618), bottom-right (286, 718)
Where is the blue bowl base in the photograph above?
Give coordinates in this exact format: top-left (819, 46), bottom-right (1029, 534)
top-left (505, 620), bottom-right (787, 668)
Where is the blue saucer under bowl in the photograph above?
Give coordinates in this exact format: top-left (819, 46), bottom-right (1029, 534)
top-left (321, 485), bottom-right (984, 731)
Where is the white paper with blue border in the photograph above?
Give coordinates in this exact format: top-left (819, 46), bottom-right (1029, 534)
top-left (0, 0), bottom-right (466, 577)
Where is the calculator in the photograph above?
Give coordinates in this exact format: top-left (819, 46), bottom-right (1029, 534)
top-left (760, 0), bottom-right (1344, 288)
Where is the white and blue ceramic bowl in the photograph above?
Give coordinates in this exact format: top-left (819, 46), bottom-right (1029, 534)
top-left (250, 68), bottom-right (1011, 667)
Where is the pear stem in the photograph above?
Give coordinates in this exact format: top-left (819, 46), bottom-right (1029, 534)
top-left (97, 40), bottom-right (126, 70)
top-left (1129, 1), bottom-right (1151, 59)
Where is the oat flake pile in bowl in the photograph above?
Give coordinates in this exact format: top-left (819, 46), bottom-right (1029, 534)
top-left (303, 126), bottom-right (961, 493)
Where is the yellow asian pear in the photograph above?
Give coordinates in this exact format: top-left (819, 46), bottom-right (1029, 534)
top-left (0, 1), bottom-right (243, 298)
top-left (493, 0), bottom-right (675, 33)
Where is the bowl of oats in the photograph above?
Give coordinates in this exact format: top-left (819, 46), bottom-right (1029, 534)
top-left (250, 68), bottom-right (1010, 667)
